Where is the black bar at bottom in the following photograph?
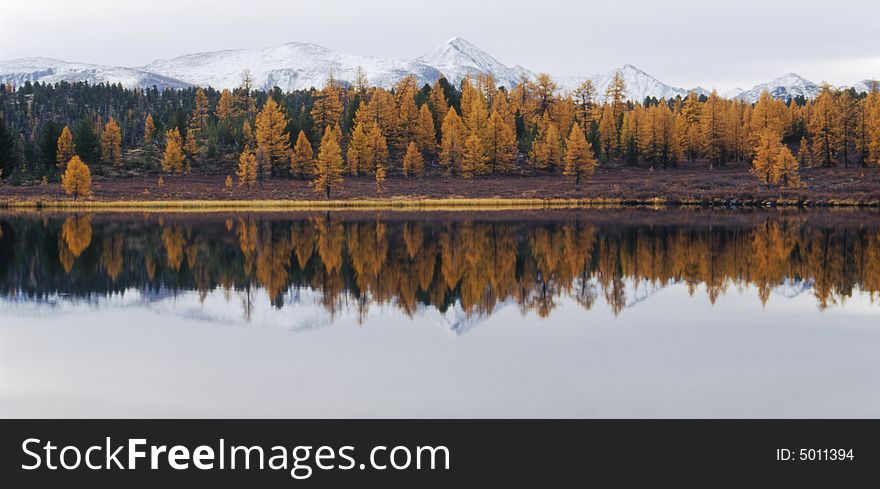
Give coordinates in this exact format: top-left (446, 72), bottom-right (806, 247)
top-left (1, 420), bottom-right (875, 486)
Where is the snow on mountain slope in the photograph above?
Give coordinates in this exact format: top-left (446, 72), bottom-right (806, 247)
top-left (142, 42), bottom-right (442, 92)
top-left (0, 57), bottom-right (190, 90)
top-left (557, 64), bottom-right (709, 101)
top-left (735, 73), bottom-right (821, 102)
top-left (845, 79), bottom-right (880, 94)
top-left (417, 37), bottom-right (527, 89)
top-left (2, 40), bottom-right (875, 103)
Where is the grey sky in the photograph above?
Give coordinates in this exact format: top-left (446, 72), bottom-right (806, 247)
top-left (2, 0), bottom-right (878, 92)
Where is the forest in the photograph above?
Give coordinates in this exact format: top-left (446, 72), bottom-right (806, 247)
top-left (0, 70), bottom-right (879, 201)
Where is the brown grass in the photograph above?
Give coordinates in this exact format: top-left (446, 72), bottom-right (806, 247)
top-left (1, 160), bottom-right (879, 209)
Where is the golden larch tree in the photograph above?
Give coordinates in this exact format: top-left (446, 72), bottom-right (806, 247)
top-left (255, 97), bottom-right (290, 176)
top-left (699, 91), bottom-right (728, 169)
top-left (597, 103), bottom-right (618, 159)
top-left (605, 71), bottom-right (628, 121)
top-left (751, 130), bottom-right (778, 186)
top-left (461, 132), bottom-right (488, 178)
top-left (56, 126), bottom-right (76, 169)
top-left (563, 122), bottom-right (597, 187)
top-left (440, 108), bottom-right (465, 176)
top-left (415, 103), bottom-right (437, 155)
top-left (808, 85), bottom-right (840, 167)
top-left (310, 74), bottom-right (344, 131)
top-left (866, 85), bottom-right (880, 167)
top-left (393, 76), bottom-right (421, 155)
top-left (773, 145), bottom-right (803, 189)
top-left (144, 114), bottom-right (155, 148)
top-left (486, 110), bottom-right (517, 174)
top-left (375, 158), bottom-right (386, 194)
top-left (750, 129), bottom-right (801, 188)
top-left (311, 126), bottom-right (345, 199)
top-left (290, 130), bottom-right (314, 179)
top-left (216, 89), bottom-right (237, 124)
top-left (531, 119), bottom-right (562, 171)
top-left (237, 148), bottom-right (257, 188)
top-left (428, 78), bottom-right (450, 134)
top-left (364, 124), bottom-right (389, 176)
top-left (347, 122), bottom-right (368, 176)
top-left (184, 128), bottom-right (199, 169)
top-left (242, 120), bottom-right (255, 149)
top-left (62, 156), bottom-right (92, 200)
top-left (161, 128), bottom-right (185, 174)
top-left (101, 117), bottom-right (123, 166)
top-left (402, 141), bottom-right (424, 177)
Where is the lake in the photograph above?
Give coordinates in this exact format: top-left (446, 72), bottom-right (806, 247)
top-left (1, 209), bottom-right (879, 418)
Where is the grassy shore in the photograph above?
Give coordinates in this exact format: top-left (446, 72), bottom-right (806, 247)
top-left (2, 196), bottom-right (878, 212)
top-left (2, 161), bottom-right (879, 210)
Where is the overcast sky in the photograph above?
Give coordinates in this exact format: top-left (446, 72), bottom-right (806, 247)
top-left (2, 0), bottom-right (878, 92)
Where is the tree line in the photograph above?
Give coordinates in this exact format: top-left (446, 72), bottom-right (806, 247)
top-left (1, 70), bottom-right (879, 198)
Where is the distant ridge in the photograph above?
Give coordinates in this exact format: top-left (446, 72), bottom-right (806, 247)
top-left (1, 39), bottom-right (876, 101)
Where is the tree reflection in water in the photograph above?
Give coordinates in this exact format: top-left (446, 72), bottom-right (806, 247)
top-left (0, 210), bottom-right (878, 321)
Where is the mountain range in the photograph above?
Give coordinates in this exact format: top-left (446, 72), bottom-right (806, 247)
top-left (1, 37), bottom-right (876, 103)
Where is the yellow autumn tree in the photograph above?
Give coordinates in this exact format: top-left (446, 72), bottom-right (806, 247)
top-left (773, 145), bottom-right (803, 189)
top-left (440, 108), bottom-right (465, 176)
top-left (61, 156), bottom-right (92, 200)
top-left (216, 89), bottom-right (237, 124)
top-left (428, 79), bottom-right (450, 133)
top-left (364, 124), bottom-right (389, 176)
top-left (184, 128), bottom-right (199, 168)
top-left (402, 141), bottom-right (424, 177)
top-left (486, 110), bottom-right (517, 174)
top-left (347, 122), bottom-right (368, 176)
top-left (310, 73), bottom-right (344, 131)
top-left (415, 103), bottom-right (437, 155)
top-left (192, 88), bottom-right (210, 134)
top-left (375, 158), bottom-right (386, 194)
top-left (461, 132), bottom-right (488, 178)
top-left (311, 126), bottom-right (345, 199)
top-left (808, 85), bottom-right (840, 167)
top-left (56, 126), bottom-right (76, 169)
top-left (563, 122), bottom-right (597, 186)
top-left (290, 130), bottom-right (314, 179)
top-left (101, 117), bottom-right (123, 165)
top-left (237, 148), bottom-right (257, 188)
top-left (255, 97), bottom-right (290, 176)
top-left (699, 91), bottom-right (728, 169)
top-left (531, 118), bottom-right (562, 171)
top-left (867, 85), bottom-right (880, 167)
top-left (242, 120), bottom-right (255, 149)
top-left (751, 128), bottom-right (802, 188)
top-left (751, 130), bottom-right (778, 185)
top-left (597, 103), bottom-right (617, 159)
top-left (143, 114), bottom-right (155, 148)
top-left (161, 128), bottom-right (185, 174)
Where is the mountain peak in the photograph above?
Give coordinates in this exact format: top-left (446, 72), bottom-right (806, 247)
top-left (417, 38), bottom-right (521, 88)
top-left (734, 72), bottom-right (820, 102)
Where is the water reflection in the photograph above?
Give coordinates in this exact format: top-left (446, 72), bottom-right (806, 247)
top-left (2, 209), bottom-right (879, 321)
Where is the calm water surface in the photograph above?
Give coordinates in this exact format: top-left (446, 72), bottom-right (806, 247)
top-left (1, 209), bottom-right (879, 418)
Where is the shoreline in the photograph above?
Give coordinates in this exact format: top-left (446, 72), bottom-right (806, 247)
top-left (2, 196), bottom-right (879, 211)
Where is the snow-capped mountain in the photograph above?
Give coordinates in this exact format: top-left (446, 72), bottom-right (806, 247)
top-left (0, 57), bottom-right (190, 90)
top-left (845, 79), bottom-right (880, 94)
top-left (142, 42), bottom-right (443, 92)
top-left (733, 73), bottom-right (821, 103)
top-left (1, 40), bottom-right (876, 102)
top-left (558, 64), bottom-right (710, 102)
top-left (416, 37), bottom-right (530, 89)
